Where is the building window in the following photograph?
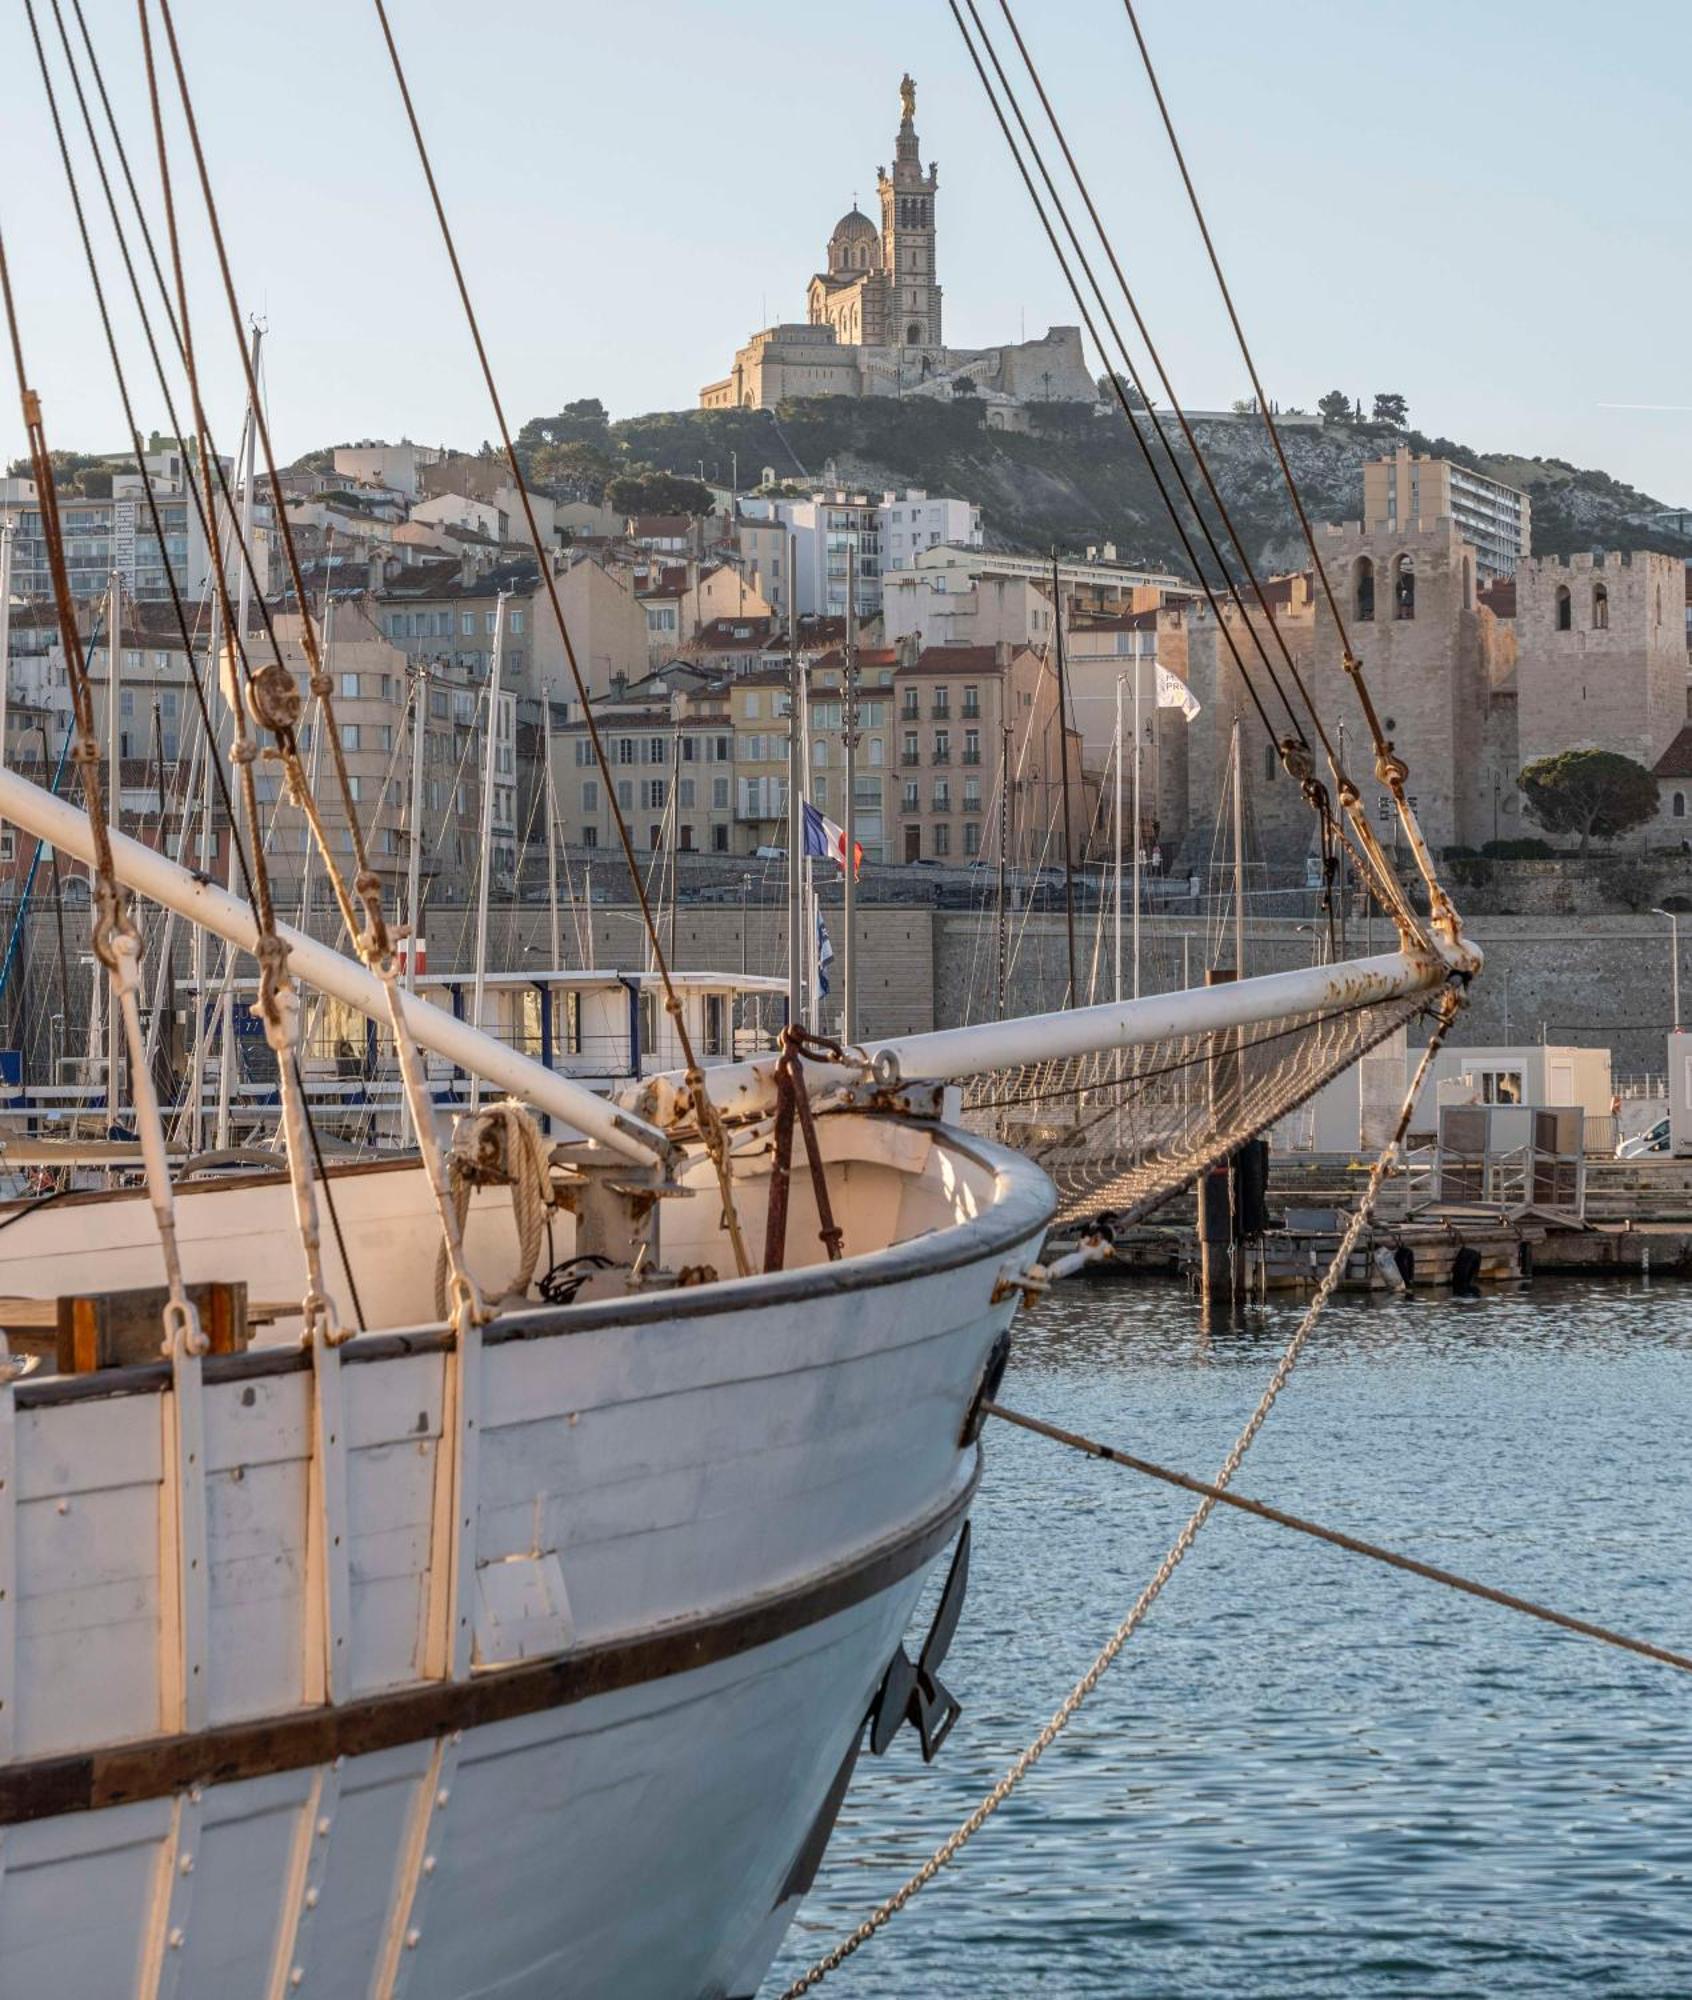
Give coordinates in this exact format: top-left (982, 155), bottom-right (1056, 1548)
top-left (1593, 583), bottom-right (1609, 630)
top-left (933, 823), bottom-right (950, 856)
top-left (1674, 793), bottom-right (1686, 820)
top-left (582, 781), bottom-right (599, 811)
top-left (1556, 583), bottom-right (1572, 632)
top-left (963, 821), bottom-right (981, 857)
top-left (712, 823), bottom-right (728, 851)
top-left (1263, 742), bottom-right (1276, 782)
top-left (906, 323), bottom-right (922, 345)
top-left (1393, 556), bottom-right (1415, 621)
top-left (1353, 557), bottom-right (1374, 623)
top-left (340, 672), bottom-right (360, 700)
top-left (582, 825), bottom-right (598, 849)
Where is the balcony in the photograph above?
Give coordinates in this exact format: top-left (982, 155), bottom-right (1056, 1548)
top-left (962, 796), bottom-right (982, 814)
top-left (930, 704), bottom-right (950, 721)
top-left (900, 794), bottom-right (922, 815)
top-left (962, 703), bottom-right (981, 720)
top-left (900, 751), bottom-right (921, 767)
top-left (930, 749), bottom-right (950, 766)
top-left (900, 704), bottom-right (920, 723)
top-left (961, 749), bottom-right (981, 765)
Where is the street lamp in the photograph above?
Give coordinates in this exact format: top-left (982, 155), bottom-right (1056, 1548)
top-left (1653, 908), bottom-right (1682, 1033)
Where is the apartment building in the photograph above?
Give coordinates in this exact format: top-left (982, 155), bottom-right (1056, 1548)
top-left (737, 487), bottom-right (982, 618)
top-left (729, 648), bottom-right (899, 861)
top-left (890, 641), bottom-right (1088, 865)
top-left (1, 454), bottom-right (217, 605)
top-left (1364, 446), bottom-right (1530, 581)
top-left (551, 686), bottom-right (738, 857)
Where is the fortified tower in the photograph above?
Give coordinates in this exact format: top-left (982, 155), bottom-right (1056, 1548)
top-left (1515, 551), bottom-right (1686, 776)
top-left (1311, 519), bottom-right (1512, 857)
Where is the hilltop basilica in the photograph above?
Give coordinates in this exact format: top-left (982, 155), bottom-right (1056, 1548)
top-left (700, 76), bottom-right (1097, 419)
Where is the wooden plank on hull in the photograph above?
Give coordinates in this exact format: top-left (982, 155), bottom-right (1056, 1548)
top-left (0, 1469), bottom-right (975, 1825)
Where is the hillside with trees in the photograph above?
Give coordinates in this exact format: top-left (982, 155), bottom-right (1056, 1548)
top-left (287, 390), bottom-right (1692, 581)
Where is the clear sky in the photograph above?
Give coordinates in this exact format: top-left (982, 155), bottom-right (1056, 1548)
top-left (2, 0), bottom-right (1688, 505)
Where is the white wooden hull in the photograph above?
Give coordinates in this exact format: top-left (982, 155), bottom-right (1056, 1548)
top-left (0, 1119), bottom-right (1053, 1997)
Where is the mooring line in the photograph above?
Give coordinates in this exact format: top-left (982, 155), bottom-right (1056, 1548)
top-left (984, 1402), bottom-right (1692, 1676)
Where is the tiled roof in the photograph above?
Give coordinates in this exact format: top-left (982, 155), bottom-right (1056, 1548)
top-left (630, 515), bottom-right (693, 539)
top-left (1654, 724), bottom-right (1692, 779)
top-left (900, 644), bottom-right (1005, 677)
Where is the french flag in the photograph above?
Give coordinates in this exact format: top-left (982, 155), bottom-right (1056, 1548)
top-left (802, 800), bottom-right (863, 878)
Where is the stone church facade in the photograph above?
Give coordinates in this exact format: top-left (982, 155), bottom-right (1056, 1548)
top-left (701, 77), bottom-right (1097, 414)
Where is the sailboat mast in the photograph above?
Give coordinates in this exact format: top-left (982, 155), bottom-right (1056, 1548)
top-left (1231, 719), bottom-right (1246, 980)
top-left (1051, 555), bottom-right (1077, 1007)
top-left (0, 512), bottom-right (12, 796)
top-left (217, 331), bottom-right (262, 1151)
top-left (1133, 649), bottom-right (1144, 1001)
top-left (1112, 674), bottom-right (1123, 1007)
top-left (842, 546), bottom-right (858, 1042)
top-left (405, 663), bottom-right (426, 990)
top-left (996, 718), bottom-right (1010, 1019)
top-left (785, 533), bottom-right (802, 1029)
top-left (470, 590), bottom-right (507, 1109)
top-left (102, 570), bottom-right (121, 1123)
top-left (541, 681), bottom-right (561, 972)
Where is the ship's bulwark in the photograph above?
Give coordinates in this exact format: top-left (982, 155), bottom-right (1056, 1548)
top-left (0, 1123), bottom-right (1052, 1996)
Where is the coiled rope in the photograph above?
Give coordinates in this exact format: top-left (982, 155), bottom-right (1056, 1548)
top-left (433, 1101), bottom-right (556, 1320)
top-left (778, 996), bottom-right (1457, 1996)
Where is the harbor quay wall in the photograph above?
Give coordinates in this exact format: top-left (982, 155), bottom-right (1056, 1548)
top-left (0, 903), bottom-right (1680, 1081)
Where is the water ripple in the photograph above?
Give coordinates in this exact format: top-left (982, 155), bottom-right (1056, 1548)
top-left (770, 1277), bottom-right (1692, 1997)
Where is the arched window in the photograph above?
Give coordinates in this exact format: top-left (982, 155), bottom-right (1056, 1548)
top-left (1463, 557), bottom-right (1475, 611)
top-left (1263, 742), bottom-right (1276, 782)
top-left (1393, 554), bottom-right (1415, 621)
top-left (1593, 582), bottom-right (1608, 629)
top-left (1555, 583), bottom-right (1572, 631)
top-left (1353, 556), bottom-right (1375, 623)
top-left (1675, 792), bottom-right (1686, 820)
top-left (905, 323), bottom-right (923, 346)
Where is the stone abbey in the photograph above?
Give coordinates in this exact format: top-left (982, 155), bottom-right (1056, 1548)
top-left (700, 76), bottom-right (1097, 416)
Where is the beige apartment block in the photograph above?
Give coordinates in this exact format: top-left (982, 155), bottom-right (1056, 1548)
top-left (890, 642), bottom-right (1088, 867)
top-left (375, 553), bottom-right (648, 702)
top-left (551, 689), bottom-right (738, 858)
top-left (727, 650), bottom-right (899, 861)
top-left (1364, 446), bottom-right (1530, 580)
top-left (1515, 551), bottom-right (1688, 778)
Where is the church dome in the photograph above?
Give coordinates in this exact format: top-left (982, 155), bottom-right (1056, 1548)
top-left (827, 207), bottom-right (881, 275)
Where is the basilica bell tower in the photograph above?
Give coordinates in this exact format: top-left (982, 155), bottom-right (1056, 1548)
top-left (877, 74), bottom-right (942, 351)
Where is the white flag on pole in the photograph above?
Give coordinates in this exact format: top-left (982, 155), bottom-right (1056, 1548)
top-left (1155, 663), bottom-right (1201, 720)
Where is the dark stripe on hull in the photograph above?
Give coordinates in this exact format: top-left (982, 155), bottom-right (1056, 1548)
top-left (0, 1468), bottom-right (977, 1827)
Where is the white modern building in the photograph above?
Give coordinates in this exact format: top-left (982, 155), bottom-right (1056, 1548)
top-left (738, 487), bottom-right (982, 618)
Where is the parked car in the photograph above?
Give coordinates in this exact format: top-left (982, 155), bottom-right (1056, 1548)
top-left (1617, 1116), bottom-right (1670, 1159)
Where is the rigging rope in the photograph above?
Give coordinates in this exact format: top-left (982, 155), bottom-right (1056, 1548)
top-left (941, 0), bottom-right (1287, 760)
top-left (778, 996), bottom-right (1456, 1995)
top-left (1112, 0), bottom-right (1467, 951)
top-left (373, 0), bottom-right (751, 1274)
top-left (0, 226), bottom-right (203, 1366)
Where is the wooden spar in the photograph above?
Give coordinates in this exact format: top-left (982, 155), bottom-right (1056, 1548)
top-left (647, 943), bottom-right (1464, 1128)
top-left (0, 759), bottom-right (677, 1169)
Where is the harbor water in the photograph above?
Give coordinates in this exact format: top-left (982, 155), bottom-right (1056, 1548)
top-left (772, 1277), bottom-right (1692, 1996)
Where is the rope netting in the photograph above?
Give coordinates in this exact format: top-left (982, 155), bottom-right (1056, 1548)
top-left (960, 985), bottom-right (1440, 1226)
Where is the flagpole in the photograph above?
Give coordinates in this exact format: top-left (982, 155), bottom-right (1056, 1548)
top-left (785, 534), bottom-right (803, 1030)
